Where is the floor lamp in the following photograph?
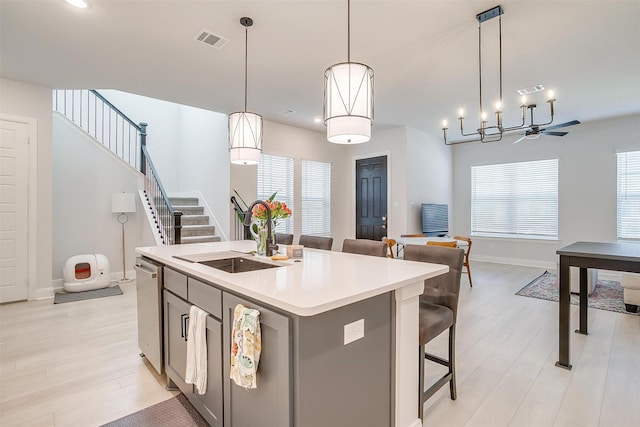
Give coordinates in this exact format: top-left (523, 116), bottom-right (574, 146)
top-left (112, 192), bottom-right (136, 282)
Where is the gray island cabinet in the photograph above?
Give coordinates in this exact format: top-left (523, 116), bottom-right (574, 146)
top-left (137, 241), bottom-right (448, 427)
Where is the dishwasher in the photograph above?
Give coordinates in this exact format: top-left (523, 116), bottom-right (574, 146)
top-left (134, 256), bottom-right (163, 375)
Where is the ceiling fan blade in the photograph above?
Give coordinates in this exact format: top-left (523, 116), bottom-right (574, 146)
top-left (513, 135), bottom-right (527, 144)
top-left (541, 120), bottom-right (581, 132)
top-left (542, 131), bottom-right (569, 137)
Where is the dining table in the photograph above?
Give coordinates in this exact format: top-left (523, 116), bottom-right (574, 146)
top-left (555, 241), bottom-right (640, 369)
top-left (395, 235), bottom-right (469, 258)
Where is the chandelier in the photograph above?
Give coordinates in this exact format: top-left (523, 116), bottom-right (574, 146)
top-left (229, 17), bottom-right (263, 165)
top-left (324, 0), bottom-right (374, 144)
top-left (442, 5), bottom-right (560, 145)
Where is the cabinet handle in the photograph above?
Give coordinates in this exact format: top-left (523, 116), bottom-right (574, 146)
top-left (180, 313), bottom-right (190, 341)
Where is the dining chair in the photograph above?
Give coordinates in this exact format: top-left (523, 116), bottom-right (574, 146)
top-left (382, 237), bottom-right (397, 258)
top-left (403, 244), bottom-right (464, 421)
top-left (298, 235), bottom-right (334, 250)
top-left (341, 239), bottom-right (388, 258)
top-left (453, 235), bottom-right (473, 287)
top-left (275, 233), bottom-right (294, 245)
top-left (426, 240), bottom-right (458, 248)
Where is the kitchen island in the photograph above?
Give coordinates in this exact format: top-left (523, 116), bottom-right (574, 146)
top-left (137, 240), bottom-right (448, 427)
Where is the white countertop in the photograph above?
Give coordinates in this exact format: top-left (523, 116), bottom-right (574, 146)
top-left (136, 240), bottom-right (448, 316)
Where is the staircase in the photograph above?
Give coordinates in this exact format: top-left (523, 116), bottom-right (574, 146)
top-left (167, 197), bottom-right (221, 244)
top-left (52, 89), bottom-right (225, 246)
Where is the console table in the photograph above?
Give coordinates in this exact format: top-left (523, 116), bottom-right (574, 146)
top-left (555, 241), bottom-right (640, 370)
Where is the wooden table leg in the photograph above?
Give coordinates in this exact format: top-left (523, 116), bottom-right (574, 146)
top-left (555, 255), bottom-right (572, 370)
top-left (576, 267), bottom-right (588, 335)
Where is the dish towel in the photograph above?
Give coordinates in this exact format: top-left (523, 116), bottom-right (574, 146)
top-left (185, 305), bottom-right (208, 395)
top-left (230, 304), bottom-right (262, 389)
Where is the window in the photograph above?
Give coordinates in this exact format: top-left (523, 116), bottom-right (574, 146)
top-left (617, 151), bottom-right (640, 241)
top-left (301, 160), bottom-right (331, 236)
top-left (257, 153), bottom-right (294, 234)
top-left (471, 159), bottom-right (558, 240)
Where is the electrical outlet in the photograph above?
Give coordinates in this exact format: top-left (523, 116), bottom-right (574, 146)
top-left (344, 319), bottom-right (365, 345)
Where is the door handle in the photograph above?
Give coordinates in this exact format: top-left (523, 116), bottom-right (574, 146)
top-left (134, 264), bottom-right (157, 279)
top-left (180, 313), bottom-right (190, 341)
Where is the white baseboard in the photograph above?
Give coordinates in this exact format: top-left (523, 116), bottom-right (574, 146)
top-left (36, 284), bottom-right (56, 300)
top-left (472, 255), bottom-right (623, 281)
top-left (472, 255), bottom-right (556, 270)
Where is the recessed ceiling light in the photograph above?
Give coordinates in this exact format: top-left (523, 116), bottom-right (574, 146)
top-left (65, 0), bottom-right (89, 9)
top-left (313, 118), bottom-right (322, 123)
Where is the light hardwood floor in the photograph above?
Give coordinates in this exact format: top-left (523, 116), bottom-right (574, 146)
top-left (0, 262), bottom-right (638, 427)
top-left (0, 281), bottom-right (177, 426)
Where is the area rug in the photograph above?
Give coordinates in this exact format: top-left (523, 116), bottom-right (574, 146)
top-left (516, 271), bottom-right (639, 316)
top-left (102, 393), bottom-right (208, 427)
top-left (54, 285), bottom-right (123, 304)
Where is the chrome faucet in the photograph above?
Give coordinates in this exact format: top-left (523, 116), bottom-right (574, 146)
top-left (244, 200), bottom-right (278, 257)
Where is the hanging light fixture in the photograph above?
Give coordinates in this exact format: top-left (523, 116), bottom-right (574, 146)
top-left (324, 0), bottom-right (374, 144)
top-left (441, 5), bottom-right (572, 145)
top-left (229, 17), bottom-right (263, 165)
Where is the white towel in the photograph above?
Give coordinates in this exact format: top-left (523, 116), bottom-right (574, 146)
top-left (185, 305), bottom-right (208, 394)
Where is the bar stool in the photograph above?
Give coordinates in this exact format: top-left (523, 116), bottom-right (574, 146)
top-left (403, 244), bottom-right (464, 421)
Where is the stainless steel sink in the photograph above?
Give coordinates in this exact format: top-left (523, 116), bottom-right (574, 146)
top-left (198, 257), bottom-right (280, 273)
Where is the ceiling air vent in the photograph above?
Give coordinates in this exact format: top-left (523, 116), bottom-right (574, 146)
top-left (517, 84), bottom-right (545, 96)
top-left (194, 29), bottom-right (229, 49)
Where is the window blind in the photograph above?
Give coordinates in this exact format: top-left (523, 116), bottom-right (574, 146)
top-left (617, 151), bottom-right (640, 241)
top-left (301, 159), bottom-right (331, 236)
top-left (471, 159), bottom-right (558, 239)
top-left (257, 153), bottom-right (294, 234)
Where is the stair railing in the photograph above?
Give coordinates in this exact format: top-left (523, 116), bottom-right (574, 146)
top-left (141, 144), bottom-right (182, 245)
top-left (53, 89), bottom-right (182, 244)
top-left (230, 196), bottom-right (251, 240)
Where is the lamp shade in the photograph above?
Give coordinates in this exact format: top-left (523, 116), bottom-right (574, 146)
top-left (229, 111), bottom-right (263, 165)
top-left (112, 192), bottom-right (136, 213)
top-left (324, 62), bottom-right (374, 144)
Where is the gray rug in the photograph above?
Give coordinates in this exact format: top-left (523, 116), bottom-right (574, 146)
top-left (516, 271), bottom-right (638, 316)
top-left (54, 285), bottom-right (123, 304)
top-left (101, 393), bottom-right (208, 427)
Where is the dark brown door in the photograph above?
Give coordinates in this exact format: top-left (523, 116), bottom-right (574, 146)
top-left (356, 156), bottom-right (388, 240)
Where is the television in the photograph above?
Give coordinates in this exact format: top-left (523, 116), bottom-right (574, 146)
top-left (421, 204), bottom-right (448, 237)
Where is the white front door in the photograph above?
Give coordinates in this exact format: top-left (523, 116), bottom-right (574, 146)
top-left (0, 119), bottom-right (29, 302)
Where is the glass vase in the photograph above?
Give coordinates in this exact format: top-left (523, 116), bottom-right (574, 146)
top-left (251, 219), bottom-right (275, 256)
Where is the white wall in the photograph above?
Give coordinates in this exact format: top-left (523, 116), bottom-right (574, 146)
top-left (100, 90), bottom-right (182, 190)
top-left (405, 127), bottom-right (453, 233)
top-left (52, 114), bottom-right (157, 284)
top-left (452, 113), bottom-right (640, 268)
top-left (0, 78), bottom-right (53, 297)
top-left (176, 105), bottom-right (230, 237)
top-left (99, 90), bottom-right (230, 237)
top-left (230, 120), bottom-right (351, 250)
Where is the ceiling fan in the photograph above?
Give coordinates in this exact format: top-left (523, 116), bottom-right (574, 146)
top-left (513, 120), bottom-right (581, 144)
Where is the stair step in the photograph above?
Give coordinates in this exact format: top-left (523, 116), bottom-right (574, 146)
top-left (181, 225), bottom-right (216, 237)
top-left (181, 235), bottom-right (222, 244)
top-left (181, 215), bottom-right (210, 226)
top-left (168, 196), bottom-right (199, 206)
top-left (172, 205), bottom-right (204, 215)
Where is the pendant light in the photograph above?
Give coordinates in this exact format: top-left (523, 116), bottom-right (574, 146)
top-left (229, 17), bottom-right (263, 165)
top-left (441, 5), bottom-right (578, 145)
top-left (324, 0), bottom-right (374, 144)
